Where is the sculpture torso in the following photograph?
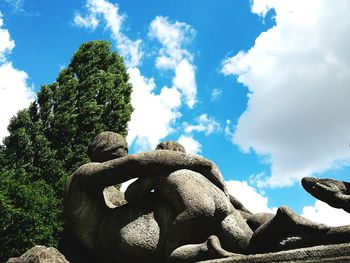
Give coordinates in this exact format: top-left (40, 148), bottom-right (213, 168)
top-left (64, 174), bottom-right (107, 253)
top-left (99, 195), bottom-right (175, 263)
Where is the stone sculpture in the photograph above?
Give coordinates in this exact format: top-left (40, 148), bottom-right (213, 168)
top-left (62, 132), bottom-right (249, 262)
top-left (302, 177), bottom-right (350, 213)
top-left (60, 131), bottom-right (350, 263)
top-left (125, 169), bottom-right (252, 260)
top-left (246, 176), bottom-right (350, 253)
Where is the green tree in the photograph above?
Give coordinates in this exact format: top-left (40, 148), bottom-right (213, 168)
top-left (0, 40), bottom-right (133, 261)
top-left (0, 169), bottom-right (62, 261)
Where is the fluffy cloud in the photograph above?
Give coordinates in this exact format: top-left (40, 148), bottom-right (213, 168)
top-left (184, 114), bottom-right (220, 136)
top-left (177, 114), bottom-right (219, 154)
top-left (74, 0), bottom-right (143, 67)
top-left (222, 0), bottom-right (350, 187)
top-left (0, 14), bottom-right (35, 141)
top-left (177, 134), bottom-right (201, 154)
top-left (149, 16), bottom-right (197, 108)
top-left (0, 63), bottom-right (34, 139)
top-left (126, 67), bottom-right (181, 151)
top-left (225, 180), bottom-right (276, 213)
top-left (128, 16), bottom-right (200, 151)
top-left (0, 14), bottom-right (14, 62)
top-left (301, 200), bottom-right (350, 227)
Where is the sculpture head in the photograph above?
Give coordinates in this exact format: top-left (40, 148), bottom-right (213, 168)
top-left (302, 177), bottom-right (343, 195)
top-left (88, 131), bottom-right (128, 162)
top-left (155, 141), bottom-right (186, 153)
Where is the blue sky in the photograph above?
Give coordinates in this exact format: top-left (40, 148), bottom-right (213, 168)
top-left (1, 0), bottom-right (350, 225)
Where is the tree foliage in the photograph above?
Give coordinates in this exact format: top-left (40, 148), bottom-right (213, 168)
top-left (0, 170), bottom-right (62, 261)
top-left (0, 40), bottom-right (133, 261)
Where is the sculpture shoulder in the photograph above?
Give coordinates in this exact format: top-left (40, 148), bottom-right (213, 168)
top-left (74, 162), bottom-right (103, 177)
top-left (66, 162), bottom-right (103, 191)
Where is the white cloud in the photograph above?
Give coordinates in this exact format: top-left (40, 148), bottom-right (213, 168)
top-left (211, 88), bottom-right (222, 101)
top-left (0, 63), bottom-right (35, 140)
top-left (184, 114), bottom-right (220, 136)
top-left (74, 13), bottom-right (99, 30)
top-left (149, 16), bottom-right (194, 70)
top-left (0, 13), bottom-right (15, 62)
top-left (222, 0), bottom-right (350, 187)
top-left (126, 67), bottom-right (181, 151)
top-left (74, 0), bottom-right (143, 67)
top-left (127, 16), bottom-right (201, 150)
top-left (224, 119), bottom-right (235, 141)
top-left (177, 114), bottom-right (219, 154)
top-left (225, 180), bottom-right (276, 214)
top-left (249, 0), bottom-right (275, 18)
top-left (177, 134), bottom-right (201, 154)
top-left (172, 59), bottom-right (196, 107)
top-left (0, 14), bottom-right (35, 141)
top-left (149, 16), bottom-right (197, 108)
top-left (301, 200), bottom-right (350, 227)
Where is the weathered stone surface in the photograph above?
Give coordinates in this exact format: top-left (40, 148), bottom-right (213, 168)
top-left (302, 177), bottom-right (350, 213)
top-left (155, 141), bottom-right (186, 153)
top-left (63, 133), bottom-right (231, 262)
top-left (229, 195), bottom-right (252, 219)
top-left (7, 246), bottom-right (68, 263)
top-left (61, 132), bottom-right (350, 262)
top-left (87, 131), bottom-right (128, 162)
top-left (200, 243), bottom-right (350, 262)
top-left (246, 213), bottom-right (274, 232)
top-left (99, 193), bottom-right (175, 263)
top-left (154, 169), bottom-right (253, 257)
top-left (103, 186), bottom-right (126, 208)
top-left (171, 235), bottom-right (235, 263)
top-left (249, 206), bottom-right (350, 253)
top-left (116, 168), bottom-right (252, 262)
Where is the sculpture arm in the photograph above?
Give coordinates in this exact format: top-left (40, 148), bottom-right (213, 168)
top-left (73, 150), bottom-right (227, 194)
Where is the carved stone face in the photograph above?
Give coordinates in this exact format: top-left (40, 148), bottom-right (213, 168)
top-left (88, 131), bottom-right (128, 162)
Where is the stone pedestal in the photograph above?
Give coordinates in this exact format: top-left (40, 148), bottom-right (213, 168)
top-left (201, 243), bottom-right (350, 263)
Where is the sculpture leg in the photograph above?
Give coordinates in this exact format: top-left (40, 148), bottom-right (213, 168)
top-left (169, 235), bottom-right (235, 263)
top-left (158, 169), bottom-right (252, 261)
top-left (218, 212), bottom-right (253, 254)
top-left (249, 206), bottom-right (350, 253)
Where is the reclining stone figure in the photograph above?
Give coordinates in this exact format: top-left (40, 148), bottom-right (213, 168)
top-left (62, 131), bottom-right (350, 262)
top-left (63, 132), bottom-right (251, 262)
top-left (124, 161), bottom-right (350, 256)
